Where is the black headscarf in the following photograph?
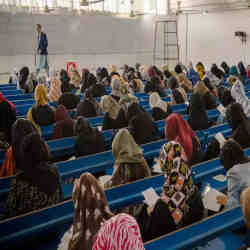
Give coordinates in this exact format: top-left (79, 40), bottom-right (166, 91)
top-left (188, 93), bottom-right (209, 131)
top-left (203, 77), bottom-right (214, 92)
top-left (81, 69), bottom-right (97, 93)
top-left (238, 61), bottom-right (247, 77)
top-left (19, 66), bottom-right (29, 89)
top-left (211, 64), bottom-right (225, 79)
top-left (60, 69), bottom-right (73, 93)
top-left (12, 119), bottom-right (36, 170)
top-left (168, 76), bottom-right (179, 90)
top-left (172, 89), bottom-right (185, 104)
top-left (127, 103), bottom-right (146, 122)
top-left (220, 139), bottom-right (249, 171)
top-left (218, 86), bottom-right (235, 107)
top-left (20, 133), bottom-right (60, 196)
top-left (221, 62), bottom-right (230, 75)
top-left (58, 92), bottom-right (81, 110)
top-left (175, 64), bottom-right (183, 74)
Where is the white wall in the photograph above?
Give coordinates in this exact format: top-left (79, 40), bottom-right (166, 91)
top-left (0, 13), bottom-right (157, 73)
top-left (178, 9), bottom-right (250, 68)
top-left (1, 9), bottom-right (250, 75)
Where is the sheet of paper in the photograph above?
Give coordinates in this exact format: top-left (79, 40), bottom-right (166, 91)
top-left (97, 126), bottom-right (102, 131)
top-left (202, 188), bottom-right (226, 212)
top-left (214, 132), bottom-right (227, 148)
top-left (217, 104), bottom-right (226, 115)
top-left (213, 174), bottom-right (227, 182)
top-left (142, 188), bottom-right (160, 207)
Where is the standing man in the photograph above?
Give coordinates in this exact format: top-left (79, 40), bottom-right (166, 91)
top-left (36, 24), bottom-right (49, 74)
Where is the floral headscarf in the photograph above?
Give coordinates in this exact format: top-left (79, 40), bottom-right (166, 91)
top-left (159, 141), bottom-right (195, 225)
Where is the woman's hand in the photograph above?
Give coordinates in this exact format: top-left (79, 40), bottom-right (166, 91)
top-left (216, 195), bottom-right (228, 206)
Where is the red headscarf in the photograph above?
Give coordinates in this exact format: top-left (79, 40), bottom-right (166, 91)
top-left (147, 66), bottom-right (158, 79)
top-left (165, 114), bottom-right (200, 162)
top-left (0, 92), bottom-right (16, 111)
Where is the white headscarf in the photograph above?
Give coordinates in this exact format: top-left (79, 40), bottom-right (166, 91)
top-left (149, 92), bottom-right (169, 112)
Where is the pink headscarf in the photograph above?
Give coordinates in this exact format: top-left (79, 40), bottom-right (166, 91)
top-left (92, 213), bottom-right (145, 250)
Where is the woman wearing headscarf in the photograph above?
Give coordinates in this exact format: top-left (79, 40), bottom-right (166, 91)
top-left (19, 66), bottom-right (29, 90)
top-left (128, 78), bottom-right (144, 94)
top-left (167, 76), bottom-right (179, 90)
top-left (165, 114), bottom-right (203, 166)
top-left (100, 95), bottom-right (128, 131)
top-left (81, 69), bottom-right (97, 93)
top-left (27, 84), bottom-right (55, 134)
top-left (93, 213), bottom-right (145, 250)
top-left (196, 62), bottom-right (205, 80)
top-left (238, 61), bottom-right (247, 79)
top-left (53, 105), bottom-right (74, 140)
top-left (231, 79), bottom-right (250, 117)
top-left (144, 77), bottom-right (166, 97)
top-left (211, 64), bottom-right (225, 80)
top-left (105, 129), bottom-right (151, 215)
top-left (58, 92), bottom-right (81, 111)
top-left (193, 81), bottom-right (217, 110)
top-left (188, 93), bottom-right (210, 131)
top-left (5, 133), bottom-right (63, 218)
top-left (110, 78), bottom-right (122, 102)
top-left (58, 173), bottom-right (113, 250)
top-left (48, 78), bottom-right (62, 102)
top-left (217, 139), bottom-right (250, 208)
top-left (221, 62), bottom-right (230, 75)
top-left (74, 117), bottom-right (105, 157)
top-left (170, 88), bottom-right (187, 105)
top-left (150, 92), bottom-right (172, 121)
top-left (138, 141), bottom-right (203, 242)
top-left (178, 73), bottom-right (193, 93)
top-left (60, 69), bottom-right (73, 93)
top-left (0, 93), bottom-right (16, 144)
top-left (127, 103), bottom-right (159, 145)
top-left (203, 75), bottom-right (219, 95)
top-left (230, 65), bottom-right (239, 77)
top-left (77, 89), bottom-right (101, 118)
top-left (24, 72), bottom-right (36, 93)
top-left (89, 77), bottom-right (107, 98)
top-left (110, 65), bottom-right (120, 80)
top-left (119, 85), bottom-right (138, 114)
top-left (226, 103), bottom-right (250, 149)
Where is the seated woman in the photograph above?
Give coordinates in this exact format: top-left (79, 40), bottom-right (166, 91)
top-left (5, 133), bottom-right (62, 218)
top-left (100, 95), bottom-right (128, 131)
top-left (1, 119), bottom-right (36, 177)
top-left (105, 128), bottom-right (150, 187)
top-left (170, 88), bottom-right (187, 105)
top-left (58, 172), bottom-right (114, 250)
top-left (93, 213), bottom-right (145, 250)
top-left (74, 117), bottom-right (105, 158)
top-left (138, 141), bottom-right (204, 242)
top-left (24, 72), bottom-right (37, 94)
top-left (165, 114), bottom-right (203, 166)
top-left (178, 73), bottom-right (193, 93)
top-left (0, 92), bottom-right (16, 144)
top-left (19, 66), bottom-right (29, 90)
top-left (196, 62), bottom-right (206, 80)
top-left (110, 78), bottom-right (122, 102)
top-left (58, 92), bottom-right (80, 111)
top-left (217, 139), bottom-right (250, 208)
top-left (226, 103), bottom-right (250, 149)
top-left (119, 85), bottom-right (138, 113)
top-left (127, 103), bottom-right (159, 145)
top-left (60, 69), bottom-right (73, 93)
top-left (129, 78), bottom-right (144, 94)
top-left (48, 77), bottom-right (62, 102)
top-left (231, 79), bottom-right (250, 117)
top-left (193, 81), bottom-right (217, 110)
top-left (150, 92), bottom-right (172, 121)
top-left (80, 68), bottom-right (97, 93)
top-left (71, 70), bottom-right (81, 94)
top-left (144, 77), bottom-right (166, 97)
top-left (53, 105), bottom-right (74, 140)
top-left (27, 84), bottom-right (55, 134)
top-left (188, 93), bottom-right (210, 131)
top-left (76, 88), bottom-right (101, 118)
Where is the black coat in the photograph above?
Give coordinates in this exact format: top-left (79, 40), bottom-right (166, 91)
top-left (203, 92), bottom-right (217, 110)
top-left (31, 105), bottom-right (55, 126)
top-left (102, 109), bottom-right (128, 131)
top-left (58, 93), bottom-right (80, 110)
top-left (75, 129), bottom-right (105, 158)
top-left (76, 99), bottom-right (99, 118)
top-left (151, 105), bottom-right (172, 121)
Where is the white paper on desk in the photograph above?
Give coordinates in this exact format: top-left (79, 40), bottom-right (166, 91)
top-left (213, 174), bottom-right (227, 182)
top-left (217, 104), bottom-right (226, 115)
top-left (214, 132), bottom-right (227, 149)
top-left (202, 188), bottom-right (226, 212)
top-left (97, 126), bottom-right (102, 131)
top-left (142, 188), bottom-right (160, 207)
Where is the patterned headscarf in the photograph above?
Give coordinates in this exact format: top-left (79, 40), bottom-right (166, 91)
top-left (159, 141), bottom-right (195, 225)
top-left (69, 173), bottom-right (113, 250)
top-left (92, 213), bottom-right (145, 250)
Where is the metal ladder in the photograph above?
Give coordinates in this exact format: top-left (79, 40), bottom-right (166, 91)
top-left (153, 19), bottom-right (179, 68)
